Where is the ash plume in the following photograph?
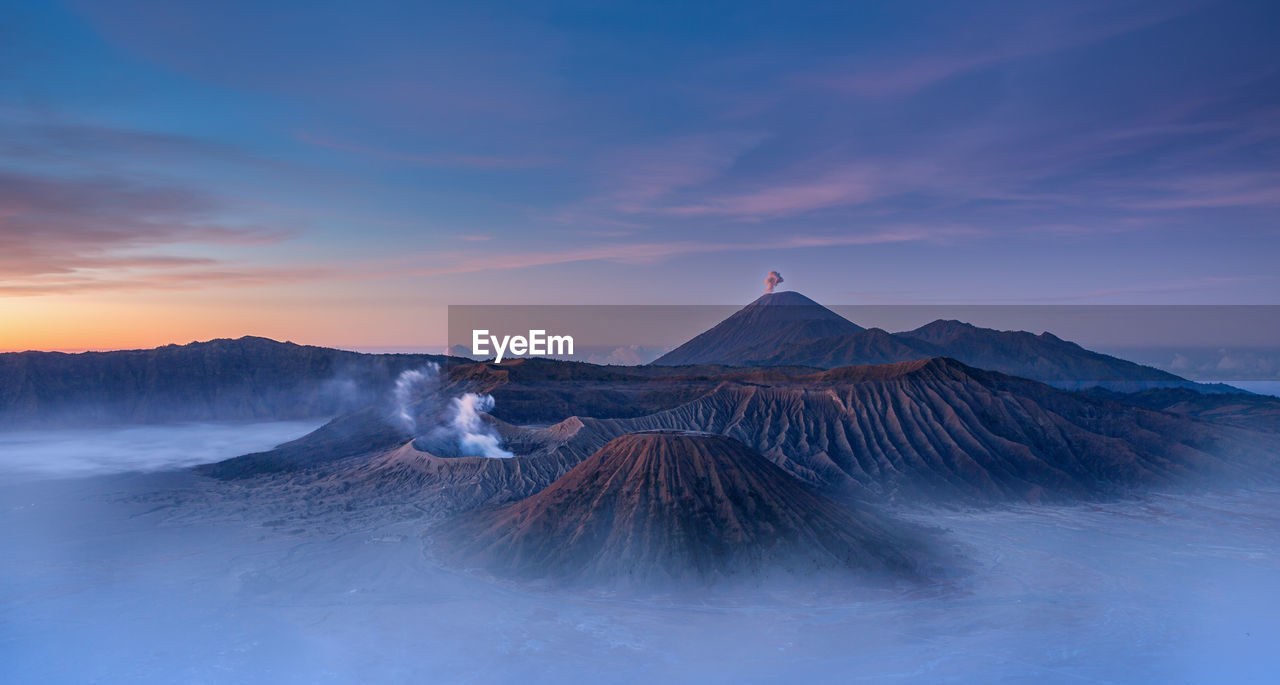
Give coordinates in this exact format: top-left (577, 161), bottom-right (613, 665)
top-left (765, 270), bottom-right (784, 293)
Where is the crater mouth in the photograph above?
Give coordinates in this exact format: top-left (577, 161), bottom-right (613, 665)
top-left (628, 429), bottom-right (721, 437)
top-left (409, 435), bottom-right (513, 459)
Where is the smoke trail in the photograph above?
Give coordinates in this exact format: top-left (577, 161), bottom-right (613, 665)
top-left (765, 270), bottom-right (784, 293)
top-left (392, 364), bottom-right (440, 433)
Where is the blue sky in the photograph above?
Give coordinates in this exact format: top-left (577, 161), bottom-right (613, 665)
top-left (1, 0), bottom-right (1278, 349)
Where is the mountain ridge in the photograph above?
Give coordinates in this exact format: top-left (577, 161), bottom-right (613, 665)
top-left (650, 293), bottom-right (1194, 388)
top-left (203, 355), bottom-right (1280, 506)
top-left (0, 336), bottom-right (448, 427)
top-left (433, 431), bottom-right (924, 586)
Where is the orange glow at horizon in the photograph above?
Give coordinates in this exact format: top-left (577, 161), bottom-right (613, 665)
top-left (0, 296), bottom-right (448, 353)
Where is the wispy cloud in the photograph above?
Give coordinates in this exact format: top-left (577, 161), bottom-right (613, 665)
top-left (561, 130), bottom-right (938, 223)
top-left (544, 132), bottom-right (766, 227)
top-left (596, 133), bottom-right (766, 212)
top-left (0, 170), bottom-right (300, 296)
top-left (0, 122), bottom-right (249, 164)
top-left (298, 132), bottom-right (555, 170)
top-left (4, 0), bottom-right (1275, 313)
top-left (0, 265), bottom-right (338, 296)
top-left (1107, 172), bottom-right (1280, 210)
top-left (658, 167), bottom-right (882, 219)
top-left (803, 1), bottom-right (1208, 97)
top-left (391, 225), bottom-right (982, 276)
top-left (1041, 275), bottom-right (1275, 302)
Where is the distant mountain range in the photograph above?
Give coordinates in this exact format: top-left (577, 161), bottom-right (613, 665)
top-left (207, 356), bottom-right (1280, 503)
top-left (0, 291), bottom-right (1236, 430)
top-left (11, 293), bottom-right (1277, 588)
top-left (654, 291), bottom-right (1195, 389)
top-left (195, 347), bottom-right (1280, 586)
top-left (1084, 386), bottom-right (1280, 432)
top-left (184, 302), bottom-right (1280, 587)
top-left (0, 336), bottom-right (446, 427)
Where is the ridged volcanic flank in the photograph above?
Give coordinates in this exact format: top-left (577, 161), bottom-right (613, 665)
top-left (434, 431), bottom-right (919, 586)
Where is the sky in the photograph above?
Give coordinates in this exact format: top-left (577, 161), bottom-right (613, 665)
top-left (1, 0), bottom-right (1278, 352)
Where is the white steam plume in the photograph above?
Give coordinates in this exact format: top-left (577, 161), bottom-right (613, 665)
top-left (392, 364), bottom-right (440, 433)
top-left (765, 270), bottom-right (784, 293)
top-left (439, 393), bottom-right (514, 459)
top-left (391, 365), bottom-right (513, 458)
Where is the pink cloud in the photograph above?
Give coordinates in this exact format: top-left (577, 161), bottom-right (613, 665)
top-left (804, 53), bottom-right (1001, 98)
top-left (0, 170), bottom-right (303, 296)
top-left (0, 264), bottom-right (338, 296)
top-left (548, 132), bottom-right (765, 225)
top-left (389, 224), bottom-right (982, 277)
top-left (659, 167), bottom-right (881, 219)
top-left (1043, 275), bottom-right (1274, 302)
top-left (802, 1), bottom-right (1208, 97)
top-left (1112, 172), bottom-right (1280, 210)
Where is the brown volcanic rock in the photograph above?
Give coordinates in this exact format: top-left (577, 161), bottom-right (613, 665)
top-left (312, 418), bottom-right (610, 513)
top-left (204, 358), bottom-right (1280, 508)
top-left (442, 357), bottom-right (817, 425)
top-left (435, 431), bottom-right (920, 586)
top-left (604, 358), bottom-right (1280, 501)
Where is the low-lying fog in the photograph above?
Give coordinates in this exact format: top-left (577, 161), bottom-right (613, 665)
top-left (2, 425), bottom-right (1278, 684)
top-left (0, 421), bottom-right (322, 480)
